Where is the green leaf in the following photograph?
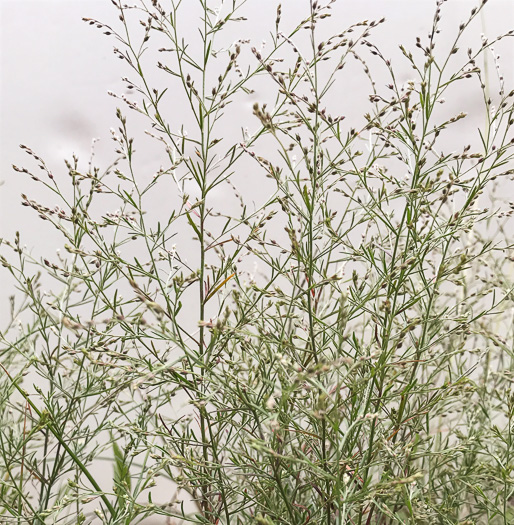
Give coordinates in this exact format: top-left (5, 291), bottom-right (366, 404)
top-left (302, 184), bottom-right (312, 212)
top-left (186, 211), bottom-right (201, 238)
top-left (112, 438), bottom-right (131, 503)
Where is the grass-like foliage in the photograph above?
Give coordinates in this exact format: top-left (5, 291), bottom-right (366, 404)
top-left (1, 0), bottom-right (514, 523)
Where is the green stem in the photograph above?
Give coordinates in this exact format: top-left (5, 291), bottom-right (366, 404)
top-left (0, 363), bottom-right (116, 520)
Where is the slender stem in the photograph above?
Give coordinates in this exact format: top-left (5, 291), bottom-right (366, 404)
top-left (0, 363), bottom-right (116, 519)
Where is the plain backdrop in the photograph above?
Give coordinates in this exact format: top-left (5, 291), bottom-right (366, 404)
top-left (2, 0), bottom-right (514, 248)
top-left (1, 1), bottom-right (514, 523)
